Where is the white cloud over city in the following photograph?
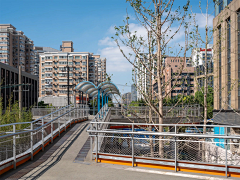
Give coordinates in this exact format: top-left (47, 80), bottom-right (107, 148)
top-left (98, 13), bottom-right (213, 73)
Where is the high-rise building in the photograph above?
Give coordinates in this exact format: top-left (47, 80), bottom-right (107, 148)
top-left (0, 24), bottom-right (35, 74)
top-left (136, 54), bottom-right (152, 100)
top-left (213, 0), bottom-right (239, 110)
top-left (33, 46), bottom-right (61, 76)
top-left (191, 44), bottom-right (214, 90)
top-left (39, 41), bottom-right (106, 98)
top-left (131, 84), bottom-right (137, 102)
top-left (153, 56), bottom-right (195, 98)
top-left (60, 41), bottom-right (74, 52)
top-left (95, 56), bottom-right (106, 85)
top-left (122, 92), bottom-right (132, 105)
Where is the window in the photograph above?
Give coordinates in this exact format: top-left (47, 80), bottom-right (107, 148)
top-left (46, 56), bottom-right (52, 59)
top-left (54, 56), bottom-right (57, 59)
top-left (45, 62), bottom-right (52, 65)
top-left (75, 56), bottom-right (80, 59)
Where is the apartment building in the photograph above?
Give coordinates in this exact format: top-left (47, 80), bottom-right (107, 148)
top-left (95, 56), bottom-right (106, 85)
top-left (192, 44), bottom-right (214, 90)
top-left (131, 84), bottom-right (137, 102)
top-left (153, 56), bottom-right (195, 98)
top-left (60, 41), bottom-right (74, 52)
top-left (0, 24), bottom-right (35, 74)
top-left (39, 44), bottom-right (100, 98)
top-left (122, 92), bottom-right (132, 105)
top-left (135, 54), bottom-right (152, 100)
top-left (33, 46), bottom-right (61, 76)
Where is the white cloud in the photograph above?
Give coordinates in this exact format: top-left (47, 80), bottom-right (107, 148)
top-left (98, 21), bottom-right (192, 72)
top-left (98, 23), bottom-right (148, 72)
top-left (98, 37), bottom-right (116, 46)
top-left (99, 46), bottom-right (133, 72)
top-left (194, 13), bottom-right (214, 28)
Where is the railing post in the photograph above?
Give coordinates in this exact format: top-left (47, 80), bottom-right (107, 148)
top-left (64, 110), bottom-right (67, 132)
top-left (58, 116), bottom-right (60, 137)
top-left (132, 123), bottom-right (134, 167)
top-left (225, 126), bottom-right (228, 178)
top-left (90, 124), bottom-right (93, 160)
top-left (69, 109), bottom-right (71, 128)
top-left (31, 122), bottom-right (33, 160)
top-left (42, 118), bottom-right (44, 151)
top-left (13, 124), bottom-right (16, 169)
top-left (175, 125), bottom-right (177, 172)
top-left (51, 121), bottom-right (53, 143)
top-left (96, 128), bottom-right (98, 163)
top-left (225, 139), bottom-right (228, 177)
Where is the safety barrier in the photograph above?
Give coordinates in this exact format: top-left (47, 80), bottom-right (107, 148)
top-left (0, 104), bottom-right (89, 175)
top-left (87, 121), bottom-right (240, 178)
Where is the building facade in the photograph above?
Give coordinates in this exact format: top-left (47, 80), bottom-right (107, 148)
top-left (192, 45), bottom-right (214, 90)
top-left (33, 46), bottom-right (61, 76)
top-left (0, 24), bottom-right (35, 74)
top-left (153, 56), bottom-right (195, 99)
top-left (213, 0), bottom-right (240, 110)
top-left (131, 84), bottom-right (137, 102)
top-left (122, 92), bottom-right (132, 105)
top-left (0, 62), bottom-right (38, 110)
top-left (38, 41), bottom-right (107, 106)
top-left (95, 56), bottom-right (106, 85)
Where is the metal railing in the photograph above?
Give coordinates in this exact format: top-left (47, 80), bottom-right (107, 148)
top-left (110, 104), bottom-right (202, 118)
top-left (87, 121), bottom-right (240, 177)
top-left (0, 104), bottom-right (89, 171)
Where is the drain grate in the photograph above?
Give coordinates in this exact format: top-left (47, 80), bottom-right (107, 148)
top-left (74, 137), bottom-right (90, 162)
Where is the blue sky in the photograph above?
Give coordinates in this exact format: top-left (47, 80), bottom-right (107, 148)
top-left (0, 0), bottom-right (214, 94)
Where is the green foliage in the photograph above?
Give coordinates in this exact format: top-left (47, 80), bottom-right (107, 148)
top-left (129, 99), bottom-right (146, 107)
top-left (38, 101), bottom-right (53, 108)
top-left (195, 87), bottom-right (213, 119)
top-left (0, 97), bottom-right (32, 132)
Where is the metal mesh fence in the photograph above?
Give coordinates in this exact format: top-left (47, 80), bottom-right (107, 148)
top-left (93, 130), bottom-right (240, 166)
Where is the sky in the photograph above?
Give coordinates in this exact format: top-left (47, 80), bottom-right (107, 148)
top-left (0, 0), bottom-right (215, 94)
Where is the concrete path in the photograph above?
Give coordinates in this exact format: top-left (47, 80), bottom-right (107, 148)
top-left (16, 121), bottom-right (231, 180)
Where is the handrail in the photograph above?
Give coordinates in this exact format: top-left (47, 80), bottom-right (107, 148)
top-left (87, 129), bottom-right (240, 139)
top-left (0, 104), bottom-right (73, 128)
top-left (0, 103), bottom-right (90, 174)
top-left (89, 121), bottom-right (240, 128)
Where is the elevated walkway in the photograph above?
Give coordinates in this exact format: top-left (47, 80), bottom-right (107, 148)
top-left (2, 105), bottom-right (240, 179)
top-left (2, 119), bottom-right (203, 180)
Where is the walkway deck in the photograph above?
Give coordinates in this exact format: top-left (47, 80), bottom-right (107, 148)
top-left (2, 121), bottom-right (233, 180)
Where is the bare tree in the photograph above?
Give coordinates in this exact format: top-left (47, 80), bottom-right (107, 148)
top-left (113, 0), bottom-right (191, 156)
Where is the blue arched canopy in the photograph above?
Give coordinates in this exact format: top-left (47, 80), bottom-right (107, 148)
top-left (75, 81), bottom-right (120, 111)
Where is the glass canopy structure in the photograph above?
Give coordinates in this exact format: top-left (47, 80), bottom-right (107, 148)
top-left (75, 81), bottom-right (120, 111)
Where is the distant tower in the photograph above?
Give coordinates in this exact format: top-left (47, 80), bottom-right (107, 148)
top-left (60, 41), bottom-right (74, 52)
